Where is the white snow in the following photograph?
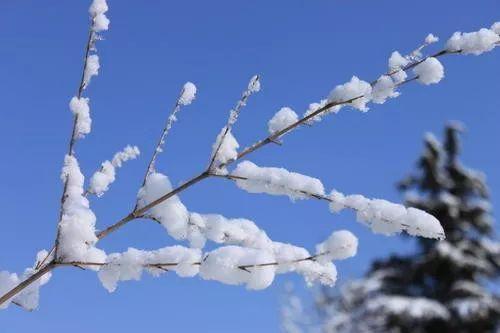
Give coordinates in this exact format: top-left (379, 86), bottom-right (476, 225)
top-left (425, 33), bottom-right (439, 44)
top-left (89, 145), bottom-right (140, 196)
top-left (271, 242), bottom-right (337, 286)
top-left (303, 99), bottom-right (342, 123)
top-left (232, 161), bottom-right (325, 200)
top-left (248, 75), bottom-right (261, 93)
top-left (295, 261), bottom-right (337, 287)
top-left (111, 145), bottom-right (140, 167)
top-left (371, 75), bottom-right (399, 104)
top-left (268, 107), bottom-right (299, 135)
top-left (388, 51), bottom-right (410, 83)
top-left (0, 272), bottom-right (19, 309)
top-left (492, 22), bottom-right (500, 35)
top-left (450, 297), bottom-right (495, 321)
top-left (93, 13), bottom-right (110, 32)
top-left (179, 82), bottom-right (197, 105)
top-left (89, 161), bottom-right (115, 196)
top-left (0, 250), bottom-right (53, 310)
top-left (84, 54), bottom-right (100, 87)
top-left (187, 213), bottom-right (273, 250)
top-left (316, 230), bottom-right (358, 262)
top-left (365, 296), bottom-right (450, 320)
top-left (98, 246), bottom-right (201, 292)
top-left (413, 57), bottom-right (444, 85)
top-left (210, 127), bottom-right (239, 168)
top-left (58, 155), bottom-right (106, 265)
top-left (329, 76), bottom-right (372, 112)
top-left (69, 97), bottom-right (92, 139)
top-left (388, 51), bottom-right (410, 69)
top-left (328, 190), bottom-right (445, 239)
top-left (199, 246), bottom-right (276, 290)
top-left (137, 172), bottom-right (190, 240)
top-left (89, 0), bottom-right (108, 16)
top-left (446, 28), bottom-right (500, 55)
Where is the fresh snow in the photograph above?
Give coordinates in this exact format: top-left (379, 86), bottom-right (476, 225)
top-left (268, 107), bottom-right (299, 135)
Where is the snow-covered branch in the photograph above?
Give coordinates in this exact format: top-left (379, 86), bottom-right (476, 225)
top-left (209, 75), bottom-right (260, 172)
top-left (0, 0), bottom-right (498, 311)
top-left (224, 161), bottom-right (444, 240)
top-left (88, 145), bottom-right (140, 197)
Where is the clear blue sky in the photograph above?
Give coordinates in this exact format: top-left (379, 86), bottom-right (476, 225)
top-left (0, 1), bottom-right (498, 332)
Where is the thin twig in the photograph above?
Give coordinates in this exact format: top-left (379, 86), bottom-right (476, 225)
top-left (0, 261), bottom-right (57, 307)
top-left (215, 173), bottom-right (434, 236)
top-left (54, 21), bottom-right (96, 261)
top-left (142, 88), bottom-right (186, 184)
top-left (96, 46), bottom-right (462, 239)
top-left (0, 44), bottom-right (474, 307)
top-left (207, 75), bottom-right (259, 170)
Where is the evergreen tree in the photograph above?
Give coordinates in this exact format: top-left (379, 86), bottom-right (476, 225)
top-left (318, 123), bottom-right (500, 333)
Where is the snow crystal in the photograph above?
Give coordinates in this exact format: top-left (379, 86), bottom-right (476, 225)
top-left (232, 161), bottom-right (325, 200)
top-left (328, 76), bottom-right (372, 112)
top-left (199, 246), bottom-right (276, 290)
top-left (371, 75), bottom-right (399, 104)
top-left (137, 172), bottom-right (190, 240)
top-left (58, 155), bottom-right (106, 265)
top-left (179, 82), bottom-right (197, 105)
top-left (210, 127), bottom-right (239, 168)
top-left (268, 107), bottom-right (299, 135)
top-left (413, 57), bottom-right (444, 85)
top-left (316, 230), bottom-right (358, 262)
top-left (446, 28), bottom-right (499, 55)
top-left (69, 97), bottom-right (91, 138)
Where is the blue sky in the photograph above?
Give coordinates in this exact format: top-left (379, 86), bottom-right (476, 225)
top-left (0, 1), bottom-right (498, 332)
